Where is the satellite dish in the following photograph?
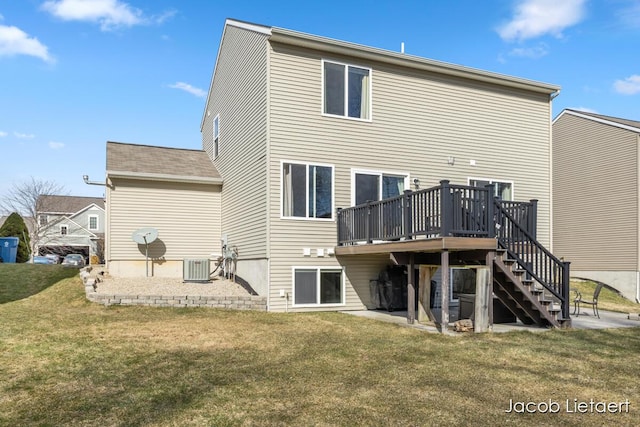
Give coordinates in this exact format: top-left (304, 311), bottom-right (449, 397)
top-left (132, 227), bottom-right (158, 277)
top-left (132, 227), bottom-right (158, 245)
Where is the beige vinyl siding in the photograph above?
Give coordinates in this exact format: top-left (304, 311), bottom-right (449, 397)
top-left (107, 178), bottom-right (221, 261)
top-left (266, 42), bottom-right (553, 311)
top-left (553, 114), bottom-right (638, 270)
top-left (201, 25), bottom-right (269, 260)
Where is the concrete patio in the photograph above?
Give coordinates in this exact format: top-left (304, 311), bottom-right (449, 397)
top-left (343, 308), bottom-right (640, 334)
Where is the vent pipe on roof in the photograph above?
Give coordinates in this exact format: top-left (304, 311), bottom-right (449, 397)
top-left (401, 42), bottom-right (405, 54)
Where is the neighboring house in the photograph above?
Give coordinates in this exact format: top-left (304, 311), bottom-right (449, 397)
top-left (105, 19), bottom-right (568, 328)
top-left (553, 109), bottom-right (640, 303)
top-left (37, 195), bottom-right (105, 263)
top-left (105, 142), bottom-right (222, 278)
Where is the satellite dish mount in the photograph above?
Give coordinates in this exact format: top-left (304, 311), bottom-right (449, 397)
top-left (132, 227), bottom-right (159, 277)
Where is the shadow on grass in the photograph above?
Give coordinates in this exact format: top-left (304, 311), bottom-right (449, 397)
top-left (0, 264), bottom-right (79, 304)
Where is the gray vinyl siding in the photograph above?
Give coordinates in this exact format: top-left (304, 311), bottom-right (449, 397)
top-left (201, 25), bottom-right (269, 261)
top-left (107, 179), bottom-right (221, 261)
top-left (266, 42), bottom-right (553, 311)
top-left (553, 113), bottom-right (638, 270)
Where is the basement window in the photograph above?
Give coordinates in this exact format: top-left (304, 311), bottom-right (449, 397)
top-left (293, 267), bottom-right (343, 306)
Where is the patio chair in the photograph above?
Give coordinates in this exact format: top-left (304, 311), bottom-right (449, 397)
top-left (572, 282), bottom-right (604, 319)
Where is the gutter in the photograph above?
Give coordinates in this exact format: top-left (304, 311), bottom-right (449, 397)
top-left (106, 170), bottom-right (223, 185)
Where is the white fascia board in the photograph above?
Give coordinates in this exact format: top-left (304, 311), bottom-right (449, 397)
top-left (554, 109), bottom-right (640, 133)
top-left (269, 28), bottom-right (560, 95)
top-left (107, 170), bottom-right (223, 185)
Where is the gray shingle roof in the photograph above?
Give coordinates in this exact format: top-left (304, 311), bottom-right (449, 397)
top-left (566, 109), bottom-right (640, 132)
top-left (106, 141), bottom-right (221, 180)
top-left (38, 195), bottom-right (105, 214)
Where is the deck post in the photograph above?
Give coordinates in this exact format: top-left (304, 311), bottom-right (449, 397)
top-left (407, 253), bottom-right (415, 324)
top-left (336, 208), bottom-right (342, 245)
top-left (418, 266), bottom-right (435, 323)
top-left (562, 260), bottom-right (571, 320)
top-left (440, 180), bottom-right (452, 236)
top-left (529, 199), bottom-right (538, 239)
top-left (366, 201), bottom-right (372, 244)
top-left (485, 185), bottom-right (495, 238)
top-left (474, 266), bottom-right (491, 332)
top-left (403, 189), bottom-right (413, 240)
top-left (440, 250), bottom-right (450, 332)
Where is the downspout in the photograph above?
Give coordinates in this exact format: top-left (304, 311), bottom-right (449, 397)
top-left (548, 90), bottom-right (560, 252)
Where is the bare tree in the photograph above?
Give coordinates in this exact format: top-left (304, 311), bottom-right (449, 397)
top-left (0, 177), bottom-right (67, 255)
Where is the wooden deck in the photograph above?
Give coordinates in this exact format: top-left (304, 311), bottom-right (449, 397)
top-left (334, 236), bottom-right (497, 256)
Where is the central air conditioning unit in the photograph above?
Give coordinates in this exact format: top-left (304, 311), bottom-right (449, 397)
top-left (183, 258), bottom-right (210, 282)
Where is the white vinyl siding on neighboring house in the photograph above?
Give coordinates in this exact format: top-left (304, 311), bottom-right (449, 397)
top-left (282, 161), bottom-right (334, 220)
top-left (322, 60), bottom-right (371, 121)
top-left (292, 267), bottom-right (344, 306)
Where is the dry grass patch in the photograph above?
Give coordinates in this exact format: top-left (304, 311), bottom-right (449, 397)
top-left (0, 273), bottom-right (639, 426)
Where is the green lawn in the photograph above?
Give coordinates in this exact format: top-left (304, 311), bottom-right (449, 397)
top-left (0, 263), bottom-right (78, 304)
top-left (0, 267), bottom-right (639, 426)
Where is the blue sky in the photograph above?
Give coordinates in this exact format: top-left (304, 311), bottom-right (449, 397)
top-left (1, 0), bottom-right (639, 201)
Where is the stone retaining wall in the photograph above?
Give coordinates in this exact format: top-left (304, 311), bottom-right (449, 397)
top-left (80, 268), bottom-right (267, 311)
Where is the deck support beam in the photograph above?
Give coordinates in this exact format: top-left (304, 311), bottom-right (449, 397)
top-left (474, 266), bottom-right (491, 332)
top-left (418, 266), bottom-right (436, 323)
top-left (440, 250), bottom-right (450, 333)
top-left (407, 253), bottom-right (415, 324)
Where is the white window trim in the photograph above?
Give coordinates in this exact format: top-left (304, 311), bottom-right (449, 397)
top-left (213, 114), bottom-right (220, 159)
top-left (291, 266), bottom-right (345, 308)
top-left (467, 177), bottom-right (515, 200)
top-left (88, 214), bottom-right (99, 231)
top-left (280, 160), bottom-right (335, 221)
top-left (350, 168), bottom-right (411, 206)
top-left (60, 224), bottom-right (68, 235)
top-left (321, 59), bottom-right (373, 122)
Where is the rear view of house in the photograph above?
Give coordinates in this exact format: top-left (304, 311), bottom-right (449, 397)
top-left (553, 109), bottom-right (640, 303)
top-left (105, 18), bottom-right (568, 329)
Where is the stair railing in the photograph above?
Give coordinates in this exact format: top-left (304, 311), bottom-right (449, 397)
top-left (494, 199), bottom-right (571, 319)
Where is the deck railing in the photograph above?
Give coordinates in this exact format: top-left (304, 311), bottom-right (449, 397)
top-left (494, 201), bottom-right (571, 319)
top-left (336, 179), bottom-right (569, 319)
top-left (337, 180), bottom-right (495, 245)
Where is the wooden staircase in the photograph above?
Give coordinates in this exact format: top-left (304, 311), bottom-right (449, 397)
top-left (492, 199), bottom-right (571, 328)
top-left (493, 249), bottom-right (568, 328)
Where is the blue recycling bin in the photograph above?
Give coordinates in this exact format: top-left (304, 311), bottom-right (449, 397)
top-left (0, 237), bottom-right (19, 263)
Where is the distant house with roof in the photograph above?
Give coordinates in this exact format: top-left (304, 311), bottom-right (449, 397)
top-left (37, 195), bottom-right (105, 263)
top-left (105, 141), bottom-right (222, 277)
top-left (553, 109), bottom-right (640, 303)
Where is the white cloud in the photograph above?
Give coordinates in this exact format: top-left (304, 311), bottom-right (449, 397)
top-left (0, 25), bottom-right (54, 62)
top-left (614, 75), bottom-right (640, 95)
top-left (41, 0), bottom-right (143, 31)
top-left (14, 132), bottom-right (35, 139)
top-left (0, 131), bottom-right (7, 137)
top-left (169, 82), bottom-right (206, 98)
top-left (573, 107), bottom-right (598, 114)
top-left (41, 0), bottom-right (175, 31)
top-left (617, 1), bottom-right (640, 28)
top-left (497, 0), bottom-right (587, 42)
top-left (508, 43), bottom-right (549, 59)
top-left (49, 141), bottom-right (65, 149)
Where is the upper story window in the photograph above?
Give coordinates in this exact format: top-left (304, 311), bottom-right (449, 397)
top-left (60, 225), bottom-right (68, 236)
top-left (39, 215), bottom-right (48, 226)
top-left (213, 115), bottom-right (220, 158)
top-left (323, 60), bottom-right (371, 120)
top-left (282, 161), bottom-right (333, 220)
top-left (469, 178), bottom-right (513, 200)
top-left (88, 215), bottom-right (99, 231)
